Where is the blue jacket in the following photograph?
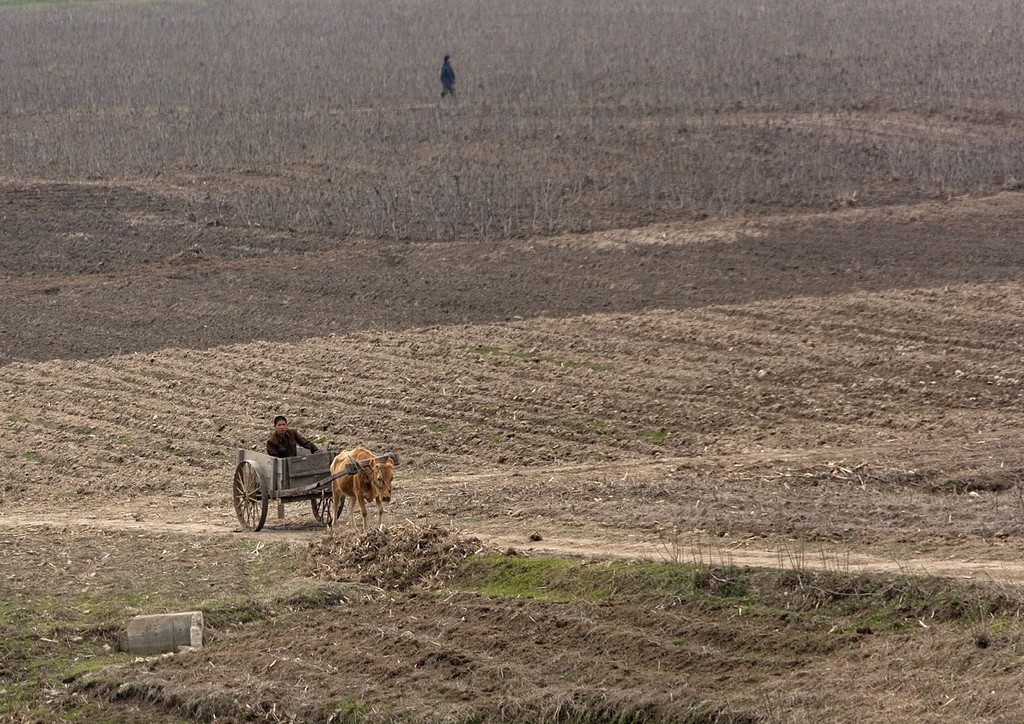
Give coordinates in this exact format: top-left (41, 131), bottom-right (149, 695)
top-left (440, 60), bottom-right (455, 89)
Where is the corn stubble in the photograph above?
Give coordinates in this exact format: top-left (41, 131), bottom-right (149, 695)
top-left (1, 0), bottom-right (1021, 240)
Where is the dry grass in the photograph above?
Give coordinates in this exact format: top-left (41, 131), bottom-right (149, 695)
top-left (300, 522), bottom-right (492, 590)
top-left (3, 0), bottom-right (1024, 238)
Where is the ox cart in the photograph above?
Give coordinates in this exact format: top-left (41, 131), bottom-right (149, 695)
top-left (232, 448), bottom-right (339, 531)
top-left (231, 448), bottom-right (399, 532)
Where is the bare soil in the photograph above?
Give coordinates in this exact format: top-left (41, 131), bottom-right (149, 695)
top-left (5, 174), bottom-right (1024, 721)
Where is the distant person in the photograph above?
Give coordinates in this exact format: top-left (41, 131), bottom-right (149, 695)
top-left (266, 415), bottom-right (319, 458)
top-left (439, 54), bottom-right (457, 102)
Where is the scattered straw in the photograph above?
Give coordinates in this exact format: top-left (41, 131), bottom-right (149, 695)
top-left (300, 521), bottom-right (493, 591)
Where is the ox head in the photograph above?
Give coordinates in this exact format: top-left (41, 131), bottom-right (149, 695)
top-left (377, 458), bottom-right (394, 503)
top-left (354, 458), bottom-right (383, 498)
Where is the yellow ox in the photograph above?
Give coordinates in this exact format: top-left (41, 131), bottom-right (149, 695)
top-left (329, 446), bottom-right (396, 532)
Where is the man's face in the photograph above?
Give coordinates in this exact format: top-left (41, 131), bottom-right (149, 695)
top-left (274, 420), bottom-right (289, 435)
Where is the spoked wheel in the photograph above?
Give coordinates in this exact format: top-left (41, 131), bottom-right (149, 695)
top-left (311, 490), bottom-right (334, 527)
top-left (233, 460), bottom-right (269, 531)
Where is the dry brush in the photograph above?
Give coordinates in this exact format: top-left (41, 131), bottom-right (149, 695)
top-left (2, 0), bottom-right (1024, 238)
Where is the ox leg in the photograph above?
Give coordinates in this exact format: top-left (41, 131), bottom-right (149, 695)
top-left (356, 493), bottom-right (370, 532)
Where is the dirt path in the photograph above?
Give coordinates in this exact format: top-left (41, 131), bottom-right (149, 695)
top-left (5, 463), bottom-right (1024, 585)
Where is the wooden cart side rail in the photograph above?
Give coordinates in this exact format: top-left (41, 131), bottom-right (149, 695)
top-left (281, 469), bottom-right (349, 497)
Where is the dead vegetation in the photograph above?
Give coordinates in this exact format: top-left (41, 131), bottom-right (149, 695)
top-left (4, 1), bottom-right (1024, 239)
top-left (300, 523), bottom-right (494, 591)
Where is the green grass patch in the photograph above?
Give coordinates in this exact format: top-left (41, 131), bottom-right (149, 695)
top-left (456, 557), bottom-right (597, 601)
top-left (319, 699), bottom-right (367, 723)
top-left (455, 557), bottom-right (740, 604)
top-left (244, 543), bottom-right (298, 584)
top-left (642, 427), bottom-right (669, 443)
top-left (452, 555), bottom-right (1024, 631)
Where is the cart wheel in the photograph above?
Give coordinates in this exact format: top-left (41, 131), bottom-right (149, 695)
top-left (233, 460), bottom-right (268, 531)
top-left (311, 491), bottom-right (333, 527)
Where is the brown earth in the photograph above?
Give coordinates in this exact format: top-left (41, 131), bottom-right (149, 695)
top-left (5, 175), bottom-right (1024, 721)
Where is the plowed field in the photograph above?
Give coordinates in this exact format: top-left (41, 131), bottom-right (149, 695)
top-left (5, 177), bottom-right (1024, 721)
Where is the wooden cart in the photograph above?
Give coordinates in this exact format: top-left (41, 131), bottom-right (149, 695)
top-left (231, 448), bottom-right (338, 531)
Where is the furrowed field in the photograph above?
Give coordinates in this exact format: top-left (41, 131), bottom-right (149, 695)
top-left (4, 0), bottom-right (1024, 722)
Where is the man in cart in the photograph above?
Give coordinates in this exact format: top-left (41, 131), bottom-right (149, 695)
top-left (266, 415), bottom-right (319, 458)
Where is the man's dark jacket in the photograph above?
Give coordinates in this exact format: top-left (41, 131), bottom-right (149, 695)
top-left (266, 429), bottom-right (318, 458)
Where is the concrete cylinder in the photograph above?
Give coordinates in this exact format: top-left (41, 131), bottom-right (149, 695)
top-left (120, 611), bottom-right (204, 655)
